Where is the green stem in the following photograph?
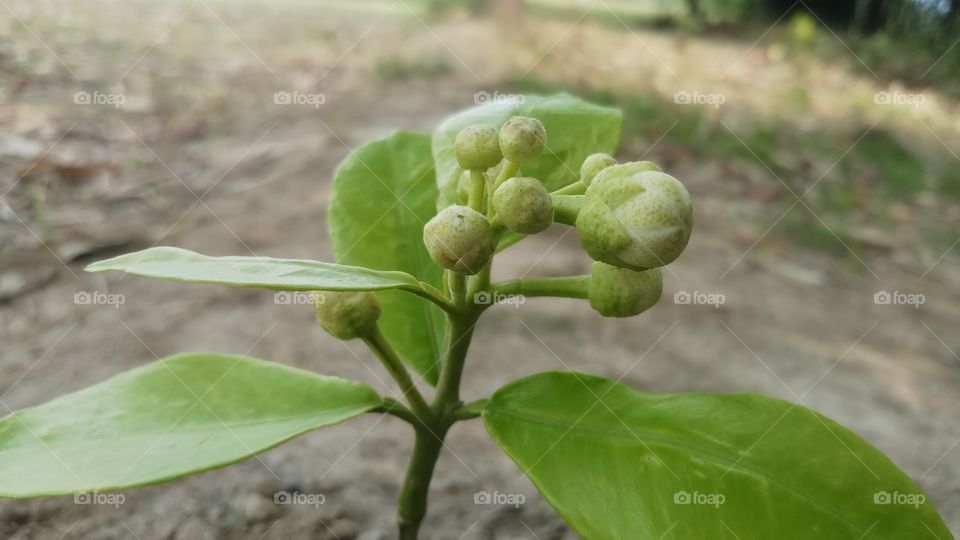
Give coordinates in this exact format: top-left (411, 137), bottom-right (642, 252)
top-left (395, 306), bottom-right (478, 538)
top-left (398, 424), bottom-right (448, 539)
top-left (453, 398), bottom-right (488, 420)
top-left (364, 326), bottom-right (432, 420)
top-left (449, 271), bottom-right (466, 310)
top-left (376, 397), bottom-right (420, 426)
top-left (551, 194), bottom-right (584, 226)
top-left (494, 159), bottom-right (521, 190)
top-left (434, 311), bottom-right (478, 406)
top-left (552, 180), bottom-right (586, 196)
top-left (493, 275), bottom-right (591, 299)
top-left (407, 284), bottom-right (458, 315)
top-left (468, 169), bottom-right (485, 212)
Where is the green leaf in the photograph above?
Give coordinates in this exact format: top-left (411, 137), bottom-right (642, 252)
top-left (0, 353), bottom-right (381, 497)
top-left (329, 131), bottom-right (446, 386)
top-left (86, 246), bottom-right (423, 292)
top-left (483, 371), bottom-right (951, 540)
top-left (432, 94), bottom-right (623, 207)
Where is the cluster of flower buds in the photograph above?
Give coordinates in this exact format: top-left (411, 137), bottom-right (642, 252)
top-left (419, 117), bottom-right (690, 321)
top-left (423, 116), bottom-right (549, 275)
top-left (572, 155), bottom-right (691, 317)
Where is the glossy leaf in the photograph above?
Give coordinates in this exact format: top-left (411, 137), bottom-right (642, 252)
top-left (86, 246), bottom-right (423, 292)
top-left (432, 94), bottom-right (623, 207)
top-left (329, 131), bottom-right (446, 385)
top-left (0, 353), bottom-right (381, 497)
top-left (483, 371), bottom-right (951, 539)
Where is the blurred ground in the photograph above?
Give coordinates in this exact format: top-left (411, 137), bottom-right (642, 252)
top-left (1, 0), bottom-right (958, 538)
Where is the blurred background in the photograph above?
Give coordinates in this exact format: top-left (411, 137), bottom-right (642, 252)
top-left (1, 0), bottom-right (958, 538)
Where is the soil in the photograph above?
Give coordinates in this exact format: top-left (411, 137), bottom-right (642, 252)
top-left (1, 1), bottom-right (958, 538)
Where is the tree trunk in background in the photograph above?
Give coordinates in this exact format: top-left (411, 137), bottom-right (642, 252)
top-left (851, 0), bottom-right (888, 34)
top-left (686, 0), bottom-right (702, 19)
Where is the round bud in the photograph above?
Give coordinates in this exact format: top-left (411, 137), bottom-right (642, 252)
top-left (492, 177), bottom-right (553, 234)
top-left (580, 153), bottom-right (617, 186)
top-left (454, 125), bottom-right (502, 171)
top-left (423, 205), bottom-right (494, 275)
top-left (576, 168), bottom-right (692, 270)
top-left (499, 116), bottom-right (546, 164)
top-left (313, 291), bottom-right (381, 340)
top-left (588, 262), bottom-right (662, 317)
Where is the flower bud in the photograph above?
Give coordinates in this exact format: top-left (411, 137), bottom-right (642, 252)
top-left (588, 262), bottom-right (662, 317)
top-left (499, 116), bottom-right (546, 164)
top-left (580, 153), bottom-right (617, 186)
top-left (590, 160), bottom-right (661, 185)
top-left (576, 168), bottom-right (692, 270)
top-left (492, 177), bottom-right (553, 234)
top-left (454, 124), bottom-right (502, 171)
top-left (423, 205), bottom-right (494, 275)
top-left (313, 291), bottom-right (381, 340)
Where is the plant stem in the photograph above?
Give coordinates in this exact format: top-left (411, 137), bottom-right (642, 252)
top-left (552, 180), bottom-right (586, 196)
top-left (468, 169), bottom-right (485, 212)
top-left (395, 306), bottom-right (478, 538)
top-left (494, 159), bottom-right (520, 190)
top-left (397, 424), bottom-right (448, 539)
top-left (434, 311), bottom-right (478, 406)
top-left (493, 275), bottom-right (591, 299)
top-left (551, 194), bottom-right (584, 226)
top-left (364, 327), bottom-right (432, 420)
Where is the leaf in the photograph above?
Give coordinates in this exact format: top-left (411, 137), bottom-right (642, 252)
top-left (86, 246), bottom-right (423, 292)
top-left (432, 94), bottom-right (623, 207)
top-left (0, 353), bottom-right (381, 497)
top-left (483, 371), bottom-right (951, 540)
top-left (329, 131), bottom-right (446, 386)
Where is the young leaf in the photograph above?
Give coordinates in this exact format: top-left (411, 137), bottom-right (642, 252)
top-left (329, 131), bottom-right (446, 385)
top-left (86, 246), bottom-right (424, 292)
top-left (0, 353), bottom-right (381, 497)
top-left (432, 94), bottom-right (623, 207)
top-left (483, 371), bottom-right (951, 539)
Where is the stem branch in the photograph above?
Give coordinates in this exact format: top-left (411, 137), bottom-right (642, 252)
top-left (493, 275), bottom-right (591, 299)
top-left (364, 327), bottom-right (432, 420)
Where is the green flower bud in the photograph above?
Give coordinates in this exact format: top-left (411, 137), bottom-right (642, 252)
top-left (588, 262), bottom-right (662, 317)
top-left (423, 205), bottom-right (494, 275)
top-left (580, 153), bottom-right (617, 186)
top-left (576, 168), bottom-right (692, 270)
top-left (590, 160), bottom-right (661, 185)
top-left (454, 124), bottom-right (502, 171)
top-left (492, 177), bottom-right (553, 234)
top-left (313, 291), bottom-right (381, 340)
top-left (499, 116), bottom-right (546, 164)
